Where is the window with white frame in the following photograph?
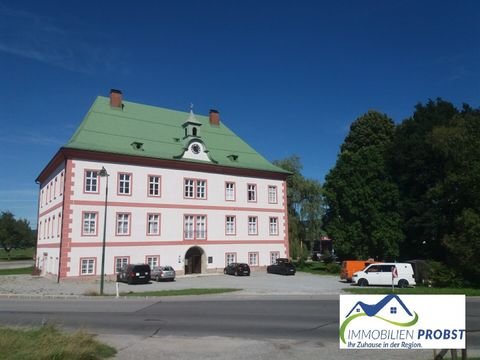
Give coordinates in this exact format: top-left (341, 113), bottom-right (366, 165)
top-left (196, 180), bottom-right (206, 199)
top-left (225, 216), bottom-right (236, 235)
top-left (81, 258), bottom-right (95, 275)
top-left (116, 213), bottom-right (130, 235)
top-left (268, 185), bottom-right (278, 204)
top-left (247, 184), bottom-right (257, 202)
top-left (248, 216), bottom-right (258, 235)
top-left (226, 253), bottom-right (236, 266)
top-left (119, 173), bottom-right (131, 195)
top-left (270, 251), bottom-right (280, 265)
top-left (146, 256), bottom-right (159, 268)
top-left (184, 215), bottom-right (207, 239)
top-left (184, 179), bottom-right (194, 198)
top-left (82, 212), bottom-right (97, 235)
top-left (269, 217), bottom-right (279, 235)
top-left (184, 178), bottom-right (207, 199)
top-left (225, 182), bottom-right (235, 201)
top-left (196, 215), bottom-right (206, 239)
top-left (148, 176), bottom-right (161, 196)
top-left (85, 170), bottom-right (98, 193)
top-left (248, 252), bottom-right (259, 266)
top-left (147, 214), bottom-right (160, 235)
top-left (115, 257), bottom-right (129, 273)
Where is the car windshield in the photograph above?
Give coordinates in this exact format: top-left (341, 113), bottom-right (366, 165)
top-left (163, 266), bottom-right (174, 271)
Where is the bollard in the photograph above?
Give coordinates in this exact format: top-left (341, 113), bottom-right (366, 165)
top-left (116, 282), bottom-right (119, 298)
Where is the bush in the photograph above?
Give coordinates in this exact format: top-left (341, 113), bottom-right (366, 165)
top-left (325, 262), bottom-right (341, 274)
top-left (426, 261), bottom-right (464, 288)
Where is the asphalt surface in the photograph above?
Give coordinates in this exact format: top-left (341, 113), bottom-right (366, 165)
top-left (1, 269), bottom-right (479, 359)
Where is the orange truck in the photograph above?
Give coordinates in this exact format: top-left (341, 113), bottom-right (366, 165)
top-left (340, 259), bottom-right (377, 282)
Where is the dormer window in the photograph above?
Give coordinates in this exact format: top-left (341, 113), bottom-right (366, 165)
top-left (131, 141), bottom-right (144, 151)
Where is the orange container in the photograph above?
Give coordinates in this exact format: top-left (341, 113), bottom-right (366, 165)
top-left (340, 259), bottom-right (376, 282)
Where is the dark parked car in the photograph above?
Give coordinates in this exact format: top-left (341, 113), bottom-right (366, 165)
top-left (224, 263), bottom-right (251, 276)
top-left (116, 264), bottom-right (151, 284)
top-left (151, 266), bottom-right (176, 282)
top-left (267, 258), bottom-right (296, 275)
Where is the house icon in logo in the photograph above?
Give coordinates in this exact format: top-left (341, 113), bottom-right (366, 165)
top-left (345, 294), bottom-right (413, 318)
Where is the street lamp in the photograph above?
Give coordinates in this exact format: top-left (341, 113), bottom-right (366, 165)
top-left (98, 166), bottom-right (109, 295)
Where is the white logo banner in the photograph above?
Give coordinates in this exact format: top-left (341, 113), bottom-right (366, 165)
top-left (339, 294), bottom-right (465, 349)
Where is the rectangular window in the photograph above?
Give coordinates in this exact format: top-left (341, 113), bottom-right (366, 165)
top-left (268, 185), bottom-right (278, 204)
top-left (184, 215), bottom-right (207, 240)
top-left (225, 253), bottom-right (236, 266)
top-left (196, 215), bottom-right (206, 239)
top-left (225, 182), bottom-right (235, 201)
top-left (116, 213), bottom-right (130, 235)
top-left (184, 178), bottom-right (207, 199)
top-left (82, 212), bottom-right (97, 236)
top-left (147, 214), bottom-right (160, 235)
top-left (269, 217), bottom-right (279, 235)
top-left (115, 257), bottom-right (129, 273)
top-left (248, 216), bottom-right (258, 235)
top-left (118, 173), bottom-right (131, 195)
top-left (148, 175), bottom-right (161, 197)
top-left (85, 170), bottom-right (98, 193)
top-left (248, 252), bottom-right (259, 266)
top-left (225, 216), bottom-right (236, 235)
top-left (270, 251), bottom-right (280, 265)
top-left (146, 256), bottom-right (159, 268)
top-left (81, 258), bottom-right (95, 275)
top-left (247, 184), bottom-right (257, 202)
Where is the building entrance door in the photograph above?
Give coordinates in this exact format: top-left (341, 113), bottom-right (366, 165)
top-left (184, 246), bottom-right (204, 274)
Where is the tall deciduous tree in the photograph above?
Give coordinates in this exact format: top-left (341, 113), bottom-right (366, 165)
top-left (323, 111), bottom-right (403, 260)
top-left (389, 99), bottom-right (459, 260)
top-left (0, 211), bottom-right (35, 260)
top-left (273, 156), bottom-right (324, 259)
top-left (428, 107), bottom-right (480, 284)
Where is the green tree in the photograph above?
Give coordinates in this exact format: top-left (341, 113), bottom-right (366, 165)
top-left (273, 155), bottom-right (324, 260)
top-left (0, 211), bottom-right (35, 260)
top-left (323, 111), bottom-right (403, 260)
top-left (428, 107), bottom-right (480, 285)
top-left (389, 99), bottom-right (459, 260)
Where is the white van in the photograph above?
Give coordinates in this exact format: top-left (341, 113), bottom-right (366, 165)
top-left (352, 262), bottom-right (416, 288)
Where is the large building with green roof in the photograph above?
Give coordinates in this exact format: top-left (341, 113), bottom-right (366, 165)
top-left (36, 90), bottom-right (290, 280)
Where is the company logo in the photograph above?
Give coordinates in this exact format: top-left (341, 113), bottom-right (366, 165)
top-left (340, 294), bottom-right (418, 344)
top-left (339, 295), bottom-right (465, 350)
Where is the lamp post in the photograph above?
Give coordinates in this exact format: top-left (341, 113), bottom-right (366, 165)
top-left (98, 166), bottom-right (109, 295)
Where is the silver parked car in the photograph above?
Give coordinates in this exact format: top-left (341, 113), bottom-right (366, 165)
top-left (151, 266), bottom-right (176, 282)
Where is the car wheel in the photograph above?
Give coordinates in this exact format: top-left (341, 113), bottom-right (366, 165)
top-left (127, 277), bottom-right (133, 285)
top-left (358, 279), bottom-right (368, 287)
top-left (398, 279), bottom-right (408, 288)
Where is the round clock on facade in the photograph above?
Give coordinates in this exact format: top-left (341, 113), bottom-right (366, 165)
top-left (191, 143), bottom-right (201, 154)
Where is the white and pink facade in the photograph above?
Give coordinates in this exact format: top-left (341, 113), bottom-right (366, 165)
top-left (35, 91), bottom-right (289, 280)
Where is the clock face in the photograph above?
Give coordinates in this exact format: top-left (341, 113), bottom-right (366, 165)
top-left (191, 143), bottom-right (201, 154)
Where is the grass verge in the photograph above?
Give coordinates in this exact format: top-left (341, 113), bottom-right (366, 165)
top-left (0, 266), bottom-right (34, 276)
top-left (0, 325), bottom-right (116, 360)
top-left (0, 248), bottom-right (34, 261)
top-left (343, 286), bottom-right (480, 296)
top-left (121, 288), bottom-right (241, 297)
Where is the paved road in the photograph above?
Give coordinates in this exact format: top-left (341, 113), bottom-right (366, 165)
top-left (1, 296), bottom-right (479, 360)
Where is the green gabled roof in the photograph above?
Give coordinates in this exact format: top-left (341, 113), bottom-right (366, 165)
top-left (65, 96), bottom-right (288, 174)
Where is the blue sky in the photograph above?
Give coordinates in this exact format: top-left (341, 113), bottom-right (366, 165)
top-left (1, 1), bottom-right (479, 228)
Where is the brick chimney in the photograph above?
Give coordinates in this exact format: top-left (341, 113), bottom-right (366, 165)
top-left (209, 109), bottom-right (220, 126)
top-left (110, 89), bottom-right (123, 109)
